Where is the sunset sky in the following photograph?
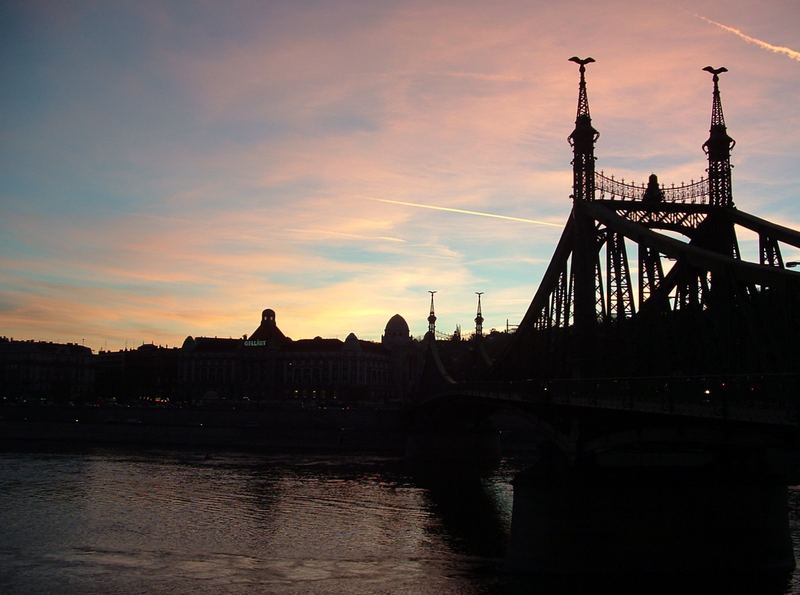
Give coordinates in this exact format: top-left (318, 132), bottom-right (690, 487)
top-left (2, 0), bottom-right (800, 350)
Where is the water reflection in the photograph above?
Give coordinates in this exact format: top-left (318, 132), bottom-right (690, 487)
top-left (410, 465), bottom-right (512, 559)
top-left (0, 449), bottom-right (797, 594)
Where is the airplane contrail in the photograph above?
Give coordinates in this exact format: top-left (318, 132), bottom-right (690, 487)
top-left (288, 228), bottom-right (406, 243)
top-left (694, 13), bottom-right (800, 62)
top-left (370, 197), bottom-right (562, 227)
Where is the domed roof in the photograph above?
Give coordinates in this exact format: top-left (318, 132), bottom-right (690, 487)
top-left (343, 332), bottom-right (362, 352)
top-left (384, 314), bottom-right (409, 336)
top-left (249, 307), bottom-right (287, 344)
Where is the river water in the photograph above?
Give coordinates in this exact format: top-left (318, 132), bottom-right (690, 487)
top-left (0, 449), bottom-right (798, 594)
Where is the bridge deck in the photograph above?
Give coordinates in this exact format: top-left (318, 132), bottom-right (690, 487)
top-left (433, 374), bottom-right (798, 427)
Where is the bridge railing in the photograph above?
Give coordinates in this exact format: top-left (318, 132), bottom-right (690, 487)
top-left (595, 171), bottom-right (711, 204)
top-left (451, 373), bottom-right (799, 426)
top-left (552, 375), bottom-right (795, 424)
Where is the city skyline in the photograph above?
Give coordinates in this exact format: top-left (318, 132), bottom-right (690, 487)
top-left (2, 0), bottom-right (800, 351)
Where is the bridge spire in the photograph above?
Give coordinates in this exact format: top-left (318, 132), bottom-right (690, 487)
top-left (568, 56), bottom-right (599, 202)
top-left (567, 57), bottom-right (601, 363)
top-left (702, 66), bottom-right (735, 207)
top-left (474, 292), bottom-right (484, 337)
top-left (427, 290), bottom-right (437, 337)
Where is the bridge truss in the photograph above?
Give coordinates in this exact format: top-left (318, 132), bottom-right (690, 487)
top-left (498, 60), bottom-right (800, 381)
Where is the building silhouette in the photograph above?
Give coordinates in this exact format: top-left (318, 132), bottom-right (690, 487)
top-left (1, 302), bottom-right (511, 407)
top-left (0, 337), bottom-right (93, 403)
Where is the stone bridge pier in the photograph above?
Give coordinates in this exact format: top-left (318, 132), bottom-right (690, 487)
top-left (411, 389), bottom-right (800, 575)
top-left (507, 443), bottom-right (796, 576)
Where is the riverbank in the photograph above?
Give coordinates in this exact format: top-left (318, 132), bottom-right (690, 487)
top-left (0, 403), bottom-right (409, 452)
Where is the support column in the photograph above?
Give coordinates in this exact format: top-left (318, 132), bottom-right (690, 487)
top-left (568, 57), bottom-right (600, 372)
top-left (508, 463), bottom-right (794, 574)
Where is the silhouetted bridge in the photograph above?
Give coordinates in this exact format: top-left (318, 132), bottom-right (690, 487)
top-left (414, 59), bottom-right (800, 576)
top-left (420, 59), bottom-right (800, 428)
top-left (430, 373), bottom-right (799, 427)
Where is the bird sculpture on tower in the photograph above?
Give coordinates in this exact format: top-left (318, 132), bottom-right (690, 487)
top-left (703, 65), bottom-right (728, 81)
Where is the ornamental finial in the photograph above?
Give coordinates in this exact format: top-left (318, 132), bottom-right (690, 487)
top-left (702, 65), bottom-right (728, 83)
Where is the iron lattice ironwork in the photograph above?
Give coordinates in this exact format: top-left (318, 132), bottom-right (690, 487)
top-left (760, 235), bottom-right (785, 268)
top-left (497, 60), bottom-right (800, 383)
top-left (604, 230), bottom-right (636, 320)
top-left (568, 57), bottom-right (598, 203)
top-left (595, 171), bottom-right (710, 204)
top-left (612, 207), bottom-right (708, 235)
top-left (703, 66), bottom-right (736, 207)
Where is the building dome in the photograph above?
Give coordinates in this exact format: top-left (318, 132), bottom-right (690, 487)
top-left (249, 307), bottom-right (287, 344)
top-left (382, 314), bottom-right (411, 347)
top-left (384, 314), bottom-right (410, 337)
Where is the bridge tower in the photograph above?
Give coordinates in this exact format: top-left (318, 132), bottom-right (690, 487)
top-left (702, 67), bottom-right (735, 208)
top-left (496, 58), bottom-right (800, 381)
top-left (427, 291), bottom-right (437, 337)
top-left (568, 57), bottom-right (603, 368)
top-left (568, 56), bottom-right (598, 203)
top-left (474, 292), bottom-right (484, 337)
top-left (422, 58), bottom-right (800, 576)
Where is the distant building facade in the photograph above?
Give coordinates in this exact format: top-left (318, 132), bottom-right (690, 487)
top-left (1, 306), bottom-right (508, 406)
top-left (177, 309), bottom-right (419, 405)
top-left (0, 337), bottom-right (94, 403)
top-left (94, 343), bottom-right (179, 403)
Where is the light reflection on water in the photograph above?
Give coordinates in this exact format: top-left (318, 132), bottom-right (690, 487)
top-left (0, 450), bottom-right (512, 594)
top-left (0, 449), bottom-right (798, 594)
